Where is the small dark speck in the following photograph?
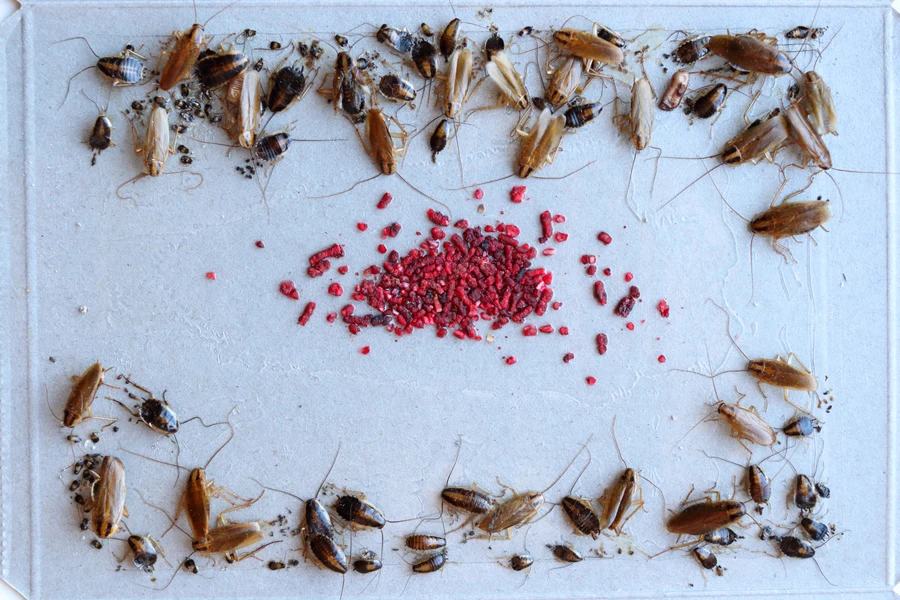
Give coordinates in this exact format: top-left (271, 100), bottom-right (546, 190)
top-left (49, 356), bottom-right (56, 362)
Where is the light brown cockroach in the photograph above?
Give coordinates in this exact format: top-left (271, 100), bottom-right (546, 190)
top-left (158, 3), bottom-right (232, 91)
top-left (801, 71), bottom-right (837, 137)
top-left (61, 362), bottom-right (108, 428)
top-left (515, 108), bottom-right (566, 178)
top-left (91, 456), bottom-right (128, 539)
top-left (721, 109), bottom-right (791, 166)
top-left (705, 34), bottom-right (792, 75)
top-left (191, 515), bottom-right (280, 562)
top-left (548, 543), bottom-right (583, 563)
top-left (317, 51), bottom-right (373, 118)
top-left (629, 77), bottom-right (654, 151)
top-left (545, 56), bottom-right (584, 107)
top-left (483, 34), bottom-right (528, 110)
top-left (444, 47), bottom-right (480, 119)
top-left (659, 69), bottom-right (690, 111)
top-left (749, 198), bottom-right (833, 261)
top-left (477, 439), bottom-right (588, 539)
top-left (715, 402), bottom-right (778, 451)
top-left (783, 100), bottom-right (832, 170)
top-left (223, 69), bottom-right (262, 149)
top-left (553, 27), bottom-right (625, 67)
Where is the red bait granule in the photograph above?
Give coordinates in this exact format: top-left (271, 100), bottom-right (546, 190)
top-left (657, 299), bottom-right (670, 318)
top-left (255, 240), bottom-right (265, 248)
top-left (484, 225), bottom-right (495, 233)
top-left (505, 225), bottom-right (521, 237)
top-left (563, 352), bottom-right (575, 363)
top-left (454, 219), bottom-right (469, 229)
top-left (310, 244), bottom-right (344, 265)
top-left (381, 223), bottom-right (401, 239)
top-left (629, 285), bottom-right (641, 299)
top-left (205, 272), bottom-right (216, 280)
top-left (586, 265), bottom-right (597, 276)
top-left (326, 312), bottom-right (337, 323)
top-left (554, 232), bottom-right (568, 243)
top-left (593, 281), bottom-right (608, 306)
top-left (551, 301), bottom-right (562, 310)
top-left (328, 283), bottom-right (343, 297)
top-left (603, 268), bottom-right (611, 276)
top-left (596, 333), bottom-right (608, 355)
top-left (624, 272), bottom-right (634, 282)
top-left (523, 325), bottom-right (537, 336)
top-left (377, 193), bottom-right (392, 209)
top-left (552, 214), bottom-right (566, 224)
top-left (539, 211), bottom-right (553, 243)
top-left (586, 376), bottom-right (597, 386)
top-left (542, 248), bottom-right (556, 256)
top-left (626, 322), bottom-right (635, 331)
top-left (658, 354), bottom-right (667, 363)
top-left (427, 209), bottom-right (450, 227)
top-left (298, 302), bottom-right (316, 325)
top-left (510, 186), bottom-right (527, 203)
top-left (377, 244), bottom-right (387, 254)
top-left (357, 223), bottom-right (368, 232)
top-left (598, 231), bottom-right (612, 245)
top-left (337, 265), bottom-right (349, 275)
top-left (539, 325), bottom-right (554, 334)
top-left (474, 189), bottom-right (484, 200)
top-left (506, 356), bottom-right (517, 365)
top-left (349, 226), bottom-right (552, 338)
top-left (360, 346), bottom-right (371, 355)
top-left (615, 296), bottom-right (635, 317)
top-left (580, 255), bottom-right (595, 265)
top-left (280, 280), bottom-right (300, 300)
top-left (307, 260), bottom-right (330, 278)
top-left (431, 228), bottom-right (446, 240)
top-left (558, 326), bottom-right (569, 335)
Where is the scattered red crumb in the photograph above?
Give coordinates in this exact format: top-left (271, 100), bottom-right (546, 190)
top-left (603, 268), bottom-right (611, 276)
top-left (657, 299), bottom-right (670, 318)
top-left (280, 280), bottom-right (300, 300)
top-left (255, 240), bottom-right (265, 248)
top-left (298, 302), bottom-right (316, 325)
top-left (539, 325), bottom-right (554, 334)
top-left (377, 244), bottom-right (387, 254)
top-left (506, 356), bottom-right (517, 365)
top-left (205, 272), bottom-right (216, 280)
top-left (593, 281), bottom-right (607, 306)
top-left (510, 186), bottom-right (527, 203)
top-left (337, 265), bottom-right (349, 275)
top-left (308, 244), bottom-right (343, 278)
top-left (454, 219), bottom-right (469, 228)
top-left (598, 231), bottom-right (612, 245)
top-left (542, 248), bottom-right (556, 256)
top-left (586, 266), bottom-right (597, 276)
top-left (484, 225), bottom-right (495, 233)
top-left (357, 222), bottom-right (368, 232)
top-left (552, 214), bottom-right (566, 224)
top-left (596, 333), bottom-right (608, 355)
top-left (427, 209), bottom-right (450, 227)
top-left (580, 255), bottom-right (596, 265)
top-left (624, 272), bottom-right (634, 282)
top-left (474, 189), bottom-right (484, 200)
top-left (615, 296), bottom-right (635, 317)
top-left (377, 193), bottom-right (392, 209)
top-left (658, 354), bottom-right (667, 363)
top-left (629, 285), bottom-right (641, 299)
top-left (558, 326), bottom-right (569, 335)
top-left (563, 352), bottom-right (575, 363)
top-left (523, 325), bottom-right (537, 336)
top-left (626, 322), bottom-right (635, 331)
top-left (554, 232), bottom-right (568, 243)
top-left (328, 283), bottom-right (343, 297)
top-left (551, 301), bottom-right (562, 310)
top-left (586, 376), bottom-right (597, 386)
top-left (381, 223), bottom-right (401, 239)
top-left (431, 227), bottom-right (446, 240)
top-left (506, 225), bottom-right (520, 237)
top-left (326, 312), bottom-right (337, 323)
top-left (360, 346), bottom-right (371, 355)
top-left (539, 210), bottom-right (553, 243)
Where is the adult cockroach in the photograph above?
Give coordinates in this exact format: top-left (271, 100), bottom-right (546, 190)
top-left (783, 415), bottom-right (821, 437)
top-left (378, 73), bottom-right (417, 104)
top-left (516, 108), bottom-right (566, 178)
top-left (223, 69), bottom-right (262, 149)
top-left (484, 35), bottom-right (528, 110)
top-left (666, 497), bottom-right (746, 537)
top-left (629, 77), bottom-right (654, 151)
top-left (545, 56), bottom-right (584, 107)
top-left (801, 71), bottom-right (837, 136)
top-left (439, 19), bottom-right (461, 58)
top-left (91, 456), bottom-right (127, 539)
top-left (82, 90), bottom-right (115, 165)
top-left (157, 3), bottom-right (232, 91)
top-left (563, 101), bottom-right (603, 129)
top-left (783, 100), bottom-right (832, 169)
top-left (659, 70), bottom-right (690, 111)
top-left (703, 527), bottom-right (742, 546)
top-left (377, 24), bottom-right (416, 55)
top-left (353, 550), bottom-right (383, 573)
top-left (560, 443), bottom-right (600, 538)
top-left (57, 38), bottom-right (148, 106)
top-left (60, 362), bottom-right (109, 428)
top-left (553, 27), bottom-right (624, 67)
top-left (195, 47), bottom-right (249, 90)
top-left (477, 438), bottom-right (588, 538)
top-left (693, 546), bottom-right (717, 570)
top-left (691, 84), bottom-right (728, 119)
top-left (705, 34), bottom-right (792, 75)
top-left (444, 47), bottom-right (479, 119)
top-left (672, 35), bottom-right (710, 64)
top-left (749, 199), bottom-right (833, 257)
top-left (317, 51), bottom-right (372, 118)
top-left (548, 543), bottom-right (583, 563)
top-left (191, 516), bottom-right (279, 562)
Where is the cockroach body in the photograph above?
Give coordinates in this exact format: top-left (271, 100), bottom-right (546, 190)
top-left (412, 550), bottom-right (447, 573)
top-left (377, 24), bottom-right (416, 54)
top-left (445, 47), bottom-right (476, 118)
top-left (599, 468), bottom-right (640, 534)
top-left (659, 70), bottom-right (690, 111)
top-left (411, 39), bottom-right (438, 79)
top-left (721, 110), bottom-right (790, 164)
top-left (224, 69), bottom-right (262, 149)
top-left (692, 84), bottom-right (727, 119)
top-left (306, 498), bottom-right (336, 537)
top-left (706, 35), bottom-right (792, 75)
top-left (780, 535), bottom-right (815, 558)
top-left (510, 553), bottom-right (534, 571)
top-left (783, 415), bottom-right (822, 437)
top-left (750, 201), bottom-right (832, 241)
top-left (159, 24), bottom-right (207, 91)
top-left (267, 66), bottom-right (307, 113)
top-left (254, 132), bottom-right (291, 163)
top-left (485, 32), bottom-right (504, 60)
top-left (363, 107), bottom-right (408, 176)
top-left (815, 483), bottom-right (830, 499)
top-left (485, 48), bottom-right (529, 110)
top-left (703, 527), bottom-right (742, 545)
top-left (127, 535), bottom-right (161, 571)
top-left (800, 517), bottom-right (830, 541)
top-left (478, 490), bottom-right (545, 535)
top-left (801, 71), bottom-right (837, 136)
top-left (515, 108), bottom-right (566, 178)
top-left (63, 362), bottom-right (105, 428)
top-left (96, 49), bottom-right (147, 85)
top-left (672, 35), bottom-right (710, 64)
top-left (794, 474), bottom-right (818, 511)
top-left (749, 357), bottom-right (818, 395)
top-left (783, 100), bottom-right (832, 169)
top-left (548, 544), bottom-right (583, 563)
top-left (405, 534), bottom-right (446, 551)
top-left (630, 78), bottom-right (654, 150)
top-left (694, 546), bottom-right (717, 569)
top-left (307, 532), bottom-right (349, 573)
top-left (353, 551), bottom-right (383, 573)
top-left (318, 51), bottom-right (371, 117)
top-left (595, 23), bottom-right (626, 48)
top-left (561, 495), bottom-right (601, 538)
top-left (717, 403), bottom-right (777, 448)
top-left (785, 26), bottom-right (827, 40)
top-left (666, 499), bottom-right (746, 536)
top-left (563, 101), bottom-right (603, 129)
top-left (114, 374), bottom-right (179, 434)
top-left (545, 57), bottom-right (584, 107)
top-left (421, 23), bottom-right (434, 37)
top-left (196, 48), bottom-right (249, 90)
top-left (553, 28), bottom-right (624, 66)
top-left (192, 521), bottom-right (264, 555)
top-left (748, 464), bottom-right (771, 506)
top-left (441, 487), bottom-right (493, 514)
top-left (429, 119), bottom-right (450, 162)
top-left (91, 456), bottom-right (127, 539)
top-left (131, 105), bottom-right (175, 177)
top-left (334, 494), bottom-right (386, 529)
top-left (87, 109), bottom-right (115, 164)
top-left (183, 468), bottom-right (213, 542)
top-left (439, 19), bottom-right (461, 58)
top-left (378, 73), bottom-right (417, 103)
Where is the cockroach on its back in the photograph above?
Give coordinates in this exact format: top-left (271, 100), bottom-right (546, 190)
top-left (780, 535), bottom-right (815, 558)
top-left (126, 534), bottom-right (162, 572)
top-left (693, 546), bottom-right (718, 570)
top-left (515, 108), bottom-right (566, 178)
top-left (377, 24), bottom-right (416, 55)
top-left (81, 91), bottom-right (115, 165)
top-left (703, 527), bottom-right (742, 545)
top-left (509, 553), bottom-right (533, 571)
top-left (785, 26), bottom-right (828, 40)
top-left (545, 56), bottom-right (584, 107)
top-left (378, 73), bottom-right (417, 104)
top-left (783, 415), bottom-right (822, 437)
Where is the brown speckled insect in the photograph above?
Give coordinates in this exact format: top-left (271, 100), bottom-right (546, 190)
top-left (353, 550), bottom-right (383, 574)
top-left (553, 26), bottom-right (624, 67)
top-left (705, 34), bottom-right (792, 75)
top-left (690, 84), bottom-right (728, 119)
top-left (671, 35), bottom-right (710, 64)
top-left (547, 543), bottom-right (583, 563)
top-left (666, 493), bottom-right (747, 537)
top-left (440, 436), bottom-right (496, 522)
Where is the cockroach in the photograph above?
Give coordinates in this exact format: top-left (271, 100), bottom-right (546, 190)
top-left (629, 77), bottom-right (654, 151)
top-left (318, 51), bottom-right (372, 117)
top-left (183, 558), bottom-right (198, 573)
top-left (441, 485), bottom-right (493, 514)
top-left (405, 534), bottom-right (446, 551)
top-left (117, 105), bottom-right (180, 199)
top-left (91, 456), bottom-right (127, 539)
top-left (91, 539), bottom-right (103, 549)
top-left (364, 107), bottom-right (405, 175)
top-left (553, 27), bottom-right (624, 66)
top-left (692, 84), bottom-right (727, 119)
top-left (561, 444), bottom-right (600, 538)
top-left (563, 101), bottom-right (603, 129)
top-left (794, 474), bottom-right (817, 511)
top-left (411, 549), bottom-right (447, 573)
top-left (196, 48), bottom-right (249, 90)
top-left (693, 546), bottom-right (717, 570)
top-left (378, 73), bottom-right (417, 103)
top-left (672, 35), bottom-right (710, 64)
top-left (783, 415), bottom-right (822, 437)
top-left (815, 483), bottom-right (830, 499)
top-left (515, 108), bottom-right (566, 178)
top-left (377, 24), bottom-right (416, 55)
top-left (307, 532), bottom-right (348, 573)
top-left (598, 417), bottom-right (659, 535)
top-left (267, 65), bottom-right (308, 113)
top-left (353, 550), bottom-right (383, 573)
top-left (485, 32), bottom-right (504, 60)
top-left (334, 494), bottom-right (386, 529)
top-left (595, 23), bottom-right (626, 48)
top-left (519, 26), bottom-right (534, 37)
top-left (783, 100), bottom-right (832, 169)
top-left (780, 535), bottom-right (815, 558)
top-left (666, 499), bottom-right (746, 536)
top-left (421, 23), bottom-right (434, 37)
top-left (703, 527), bottom-right (742, 546)
top-left (126, 534), bottom-right (163, 572)
top-left (485, 39), bottom-right (529, 110)
top-left (659, 70), bottom-right (690, 111)
top-left (445, 47), bottom-right (478, 118)
top-left (800, 517), bottom-right (830, 541)
top-left (430, 118), bottom-right (450, 162)
top-left (477, 439), bottom-right (587, 537)
top-left (510, 553), bottom-right (533, 571)
top-left (109, 374), bottom-right (180, 435)
top-left (411, 39), bottom-right (438, 79)
top-left (192, 519), bottom-right (278, 562)
top-left (548, 544), bottom-right (583, 563)
top-left (715, 403), bottom-right (777, 450)
top-left (82, 91), bottom-right (115, 165)
top-left (61, 362), bottom-right (107, 428)
top-left (158, 3), bottom-right (231, 91)
top-left (785, 26), bottom-right (827, 40)
top-left (749, 200), bottom-right (833, 254)
top-left (254, 132), bottom-right (292, 163)
top-left (545, 56), bottom-right (584, 107)
top-left (721, 109), bottom-right (791, 165)
top-left (801, 71), bottom-right (837, 136)
top-left (58, 38), bottom-right (148, 105)
top-left (439, 19), bottom-right (461, 58)
top-left (268, 560), bottom-right (286, 570)
top-left (223, 69), bottom-right (262, 149)
top-left (705, 35), bottom-right (792, 75)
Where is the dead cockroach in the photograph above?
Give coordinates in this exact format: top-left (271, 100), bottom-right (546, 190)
top-left (691, 84), bottom-right (727, 119)
top-left (801, 71), bottom-right (837, 136)
top-left (192, 518), bottom-right (279, 562)
top-left (794, 474), bottom-right (818, 511)
top-left (672, 35), bottom-right (710, 64)
top-left (60, 362), bottom-right (108, 428)
top-left (484, 38), bottom-right (528, 110)
top-left (563, 101), bottom-right (603, 129)
top-left (485, 32), bottom-right (504, 60)
top-left (58, 38), bottom-right (148, 105)
top-left (715, 402), bottom-right (777, 451)
top-left (378, 73), bottom-right (417, 104)
top-left (703, 527), bottom-right (742, 546)
top-left (440, 437), bottom-right (495, 517)
top-left (158, 4), bottom-right (231, 91)
top-left (183, 558), bottom-right (198, 573)
top-left (783, 100), bottom-right (832, 169)
top-left (411, 39), bottom-right (438, 80)
top-left (780, 535), bottom-right (815, 558)
top-left (519, 26), bottom-right (534, 37)
top-left (815, 482), bottom-right (830, 499)
top-left (545, 56), bottom-right (584, 107)
top-left (439, 19), bottom-right (461, 58)
top-left (548, 543), bottom-right (583, 563)
top-left (405, 534), bottom-right (446, 551)
top-left (515, 108), bottom-right (566, 178)
top-left (318, 51), bottom-right (372, 118)
top-left (82, 91), bottom-right (115, 165)
top-left (306, 532), bottom-right (348, 573)
top-left (561, 443), bottom-right (600, 538)
top-left (353, 550), bottom-right (383, 573)
top-left (477, 439), bottom-right (588, 538)
top-left (785, 26), bottom-right (827, 40)
top-left (553, 27), bottom-right (624, 67)
top-left (195, 47), bottom-right (249, 90)
top-left (659, 70), bottom-right (690, 111)
top-left (124, 534), bottom-right (163, 572)
top-left (693, 546), bottom-right (718, 570)
top-left (510, 553), bottom-right (533, 571)
top-left (721, 109), bottom-right (791, 165)
top-left (666, 498), bottom-right (746, 536)
top-left (267, 65), bottom-right (308, 114)
top-left (629, 77), bottom-right (654, 151)
top-left (268, 560), bottom-right (285, 570)
top-left (411, 549), bottom-right (447, 573)
top-left (444, 47), bottom-right (479, 119)
top-left (429, 118), bottom-right (451, 163)
top-left (223, 69), bottom-right (262, 149)
top-left (800, 517), bottom-right (830, 541)
top-left (91, 456), bottom-right (127, 539)
top-left (109, 374), bottom-right (181, 435)
top-left (783, 415), bottom-right (822, 437)
top-left (705, 34), bottom-right (792, 75)
top-left (377, 24), bottom-right (416, 55)
top-left (595, 23), bottom-right (626, 48)
top-left (749, 199), bottom-right (833, 255)
top-left (421, 23), bottom-right (434, 37)
top-left (334, 493), bottom-right (386, 529)
top-left (598, 417), bottom-right (660, 535)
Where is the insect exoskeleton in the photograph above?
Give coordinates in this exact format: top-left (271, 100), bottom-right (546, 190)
top-left (563, 101), bottom-right (603, 129)
top-left (62, 362), bottom-right (106, 428)
top-left (800, 71), bottom-right (837, 136)
top-left (91, 456), bottom-right (127, 539)
top-left (705, 34), bottom-right (792, 75)
top-left (378, 73), bottom-right (417, 104)
top-left (691, 84), bottom-right (728, 119)
top-left (545, 56), bottom-right (584, 107)
top-left (659, 70), bottom-right (690, 111)
top-left (553, 27), bottom-right (624, 66)
top-left (353, 550), bottom-right (383, 573)
top-left (405, 534), bottom-right (446, 551)
top-left (411, 549), bottom-right (447, 573)
top-left (127, 535), bottom-right (162, 572)
top-left (223, 69), bottom-right (262, 149)
top-left (561, 496), bottom-right (601, 538)
top-left (267, 65), bottom-right (308, 114)
top-left (672, 35), bottom-right (711, 64)
top-left (484, 36), bottom-right (528, 110)
top-left (547, 543), bottom-right (583, 563)
top-left (749, 200), bottom-right (833, 241)
top-left (196, 47), bottom-right (249, 90)
top-left (630, 78), bottom-right (654, 151)
top-left (377, 24), bottom-right (416, 55)
top-left (693, 546), bottom-right (717, 569)
top-left (666, 499), bottom-right (746, 536)
top-left (782, 100), bottom-right (832, 169)
top-left (515, 108), bottom-right (566, 178)
top-left (334, 494), bottom-right (386, 529)
top-left (445, 47), bottom-right (477, 119)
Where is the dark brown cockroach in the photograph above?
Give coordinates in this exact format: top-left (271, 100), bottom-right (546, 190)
top-left (411, 549), bottom-right (447, 573)
top-left (318, 51), bottom-right (372, 118)
top-left (561, 444), bottom-right (600, 538)
top-left (439, 435), bottom-right (495, 518)
top-left (553, 28), bottom-right (624, 67)
top-left (706, 35), bottom-right (792, 75)
top-left (801, 71), bottom-right (837, 136)
top-left (563, 101), bottom-right (603, 129)
top-left (81, 91), bottom-right (115, 165)
top-left (780, 535), bottom-right (815, 558)
top-left (659, 69), bottom-right (690, 111)
top-left (794, 474), bottom-right (817, 511)
top-left (183, 558), bottom-right (198, 573)
top-left (548, 544), bottom-right (583, 563)
top-left (158, 3), bottom-right (231, 91)
top-left (545, 56), bottom-right (584, 107)
top-left (62, 362), bottom-right (107, 428)
top-left (703, 527), bottom-right (742, 546)
top-left (747, 464), bottom-right (772, 508)
top-left (439, 18), bottom-right (461, 58)
top-left (378, 73), bottom-right (417, 103)
top-left (672, 35), bottom-right (710, 64)
top-left (783, 415), bottom-right (822, 437)
top-left (411, 39), bottom-right (438, 79)
top-left (268, 560), bottom-right (286, 570)
top-left (691, 84), bottom-right (727, 119)
top-left (430, 118), bottom-right (451, 163)
top-left (307, 532), bottom-right (348, 573)
top-left (255, 132), bottom-right (292, 164)
top-left (334, 494), bottom-right (386, 529)
top-left (196, 48), bottom-right (249, 90)
top-left (666, 499), bottom-right (746, 536)
top-left (815, 482), bottom-right (830, 499)
top-left (785, 26), bottom-right (827, 40)
top-left (693, 546), bottom-right (717, 570)
top-left (353, 550), bottom-right (383, 573)
top-left (485, 32), bottom-right (504, 60)
top-left (58, 38), bottom-right (148, 105)
top-left (109, 374), bottom-right (179, 435)
top-left (377, 24), bottom-right (416, 55)
top-left (126, 534), bottom-right (162, 572)
top-left (510, 553), bottom-right (534, 570)
top-left (91, 456), bottom-right (127, 539)
top-left (267, 65), bottom-right (308, 114)
top-left (800, 517), bottom-right (830, 541)
top-left (405, 534), bottom-right (446, 551)
top-left (749, 200), bottom-right (833, 248)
